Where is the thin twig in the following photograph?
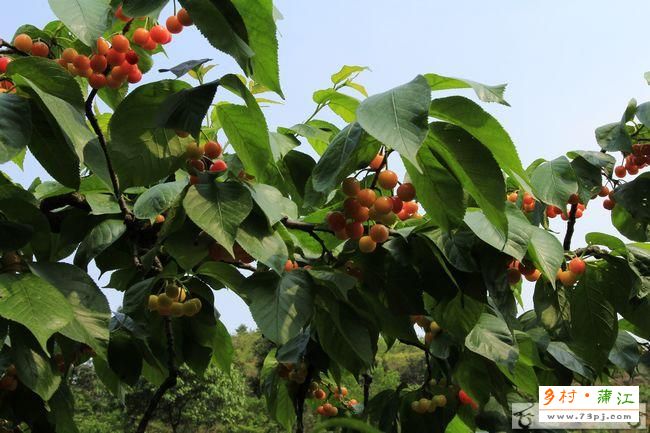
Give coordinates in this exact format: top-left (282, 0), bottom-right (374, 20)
top-left (562, 203), bottom-right (578, 251)
top-left (85, 88), bottom-right (133, 223)
top-left (135, 317), bottom-right (178, 433)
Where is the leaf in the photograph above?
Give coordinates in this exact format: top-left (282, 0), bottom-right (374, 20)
top-left (595, 122), bottom-right (632, 153)
top-left (159, 58), bottom-right (212, 78)
top-left (356, 75), bottom-right (431, 171)
top-left (0, 220), bottom-right (33, 252)
top-left (612, 173), bottom-right (650, 221)
top-left (428, 122), bottom-right (507, 236)
top-left (85, 193), bottom-right (121, 215)
top-left (247, 270), bottom-right (314, 344)
top-left (133, 181), bottom-right (187, 220)
top-left (530, 156), bottom-right (579, 209)
top-left (571, 155), bottom-right (602, 203)
top-left (611, 205), bottom-right (648, 242)
top-left (585, 232), bottom-right (626, 252)
top-left (314, 418), bottom-right (383, 433)
top-left (247, 183), bottom-right (298, 225)
top-left (424, 73), bottom-right (509, 105)
top-left (178, 0), bottom-right (254, 74)
top-left (546, 341), bottom-right (594, 380)
top-left (231, 0), bottom-right (283, 96)
top-left (428, 95), bottom-right (531, 190)
top-left (217, 74), bottom-right (278, 183)
top-left (331, 65), bottom-right (369, 85)
top-left (10, 325), bottom-right (62, 401)
top-left (122, 0), bottom-right (169, 17)
top-left (0, 93), bottom-right (31, 164)
top-left (183, 181), bottom-right (253, 256)
top-left (402, 141), bottom-right (465, 230)
top-left (527, 226), bottom-right (564, 289)
top-left (464, 204), bottom-right (530, 261)
top-left (0, 273), bottom-right (74, 350)
top-left (313, 89), bottom-right (360, 122)
top-left (197, 261), bottom-right (246, 293)
top-left (236, 216), bottom-right (288, 274)
top-left (465, 313), bottom-right (518, 370)
top-left (48, 0), bottom-right (112, 47)
top-left (608, 330), bottom-right (641, 373)
top-left (109, 80), bottom-right (192, 188)
top-left (212, 320), bottom-right (234, 372)
top-left (28, 262), bottom-right (111, 359)
top-left (157, 80), bottom-right (219, 138)
top-left (74, 219), bottom-right (127, 270)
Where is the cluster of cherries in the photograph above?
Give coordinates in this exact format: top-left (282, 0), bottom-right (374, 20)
top-left (614, 143), bottom-right (650, 178)
top-left (312, 384), bottom-right (358, 417)
top-left (326, 153), bottom-right (419, 253)
top-left (410, 315), bottom-right (442, 346)
top-left (507, 191), bottom-right (537, 213)
top-left (284, 259), bottom-right (311, 272)
top-left (556, 256), bottom-right (586, 287)
top-left (185, 139), bottom-right (228, 185)
top-left (410, 394), bottom-right (448, 414)
top-left (506, 259), bottom-right (541, 285)
top-left (0, 365), bottom-right (17, 392)
top-left (147, 282), bottom-right (202, 317)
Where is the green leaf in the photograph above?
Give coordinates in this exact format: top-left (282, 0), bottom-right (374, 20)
top-left (197, 261), bottom-right (246, 293)
top-left (231, 0), bottom-right (283, 96)
top-left (310, 122), bottom-right (380, 193)
top-left (10, 325), bottom-right (62, 400)
top-left (313, 89), bottom-right (360, 122)
top-left (28, 262), bottom-right (110, 359)
top-left (608, 330), bottom-right (641, 373)
top-left (236, 216), bottom-right (288, 275)
top-left (546, 341), bottom-right (594, 380)
top-left (403, 143), bottom-right (465, 231)
top-left (0, 220), bottom-right (33, 252)
top-left (121, 0), bottom-right (169, 17)
top-left (571, 155), bottom-right (602, 204)
top-left (465, 313), bottom-right (518, 370)
top-left (0, 273), bottom-right (74, 350)
top-left (0, 93), bottom-right (31, 164)
top-left (85, 193), bottom-right (121, 215)
top-left (566, 150), bottom-right (615, 173)
top-left (595, 122), bottom-right (632, 153)
top-left (109, 80), bottom-right (191, 188)
top-left (217, 74), bottom-right (278, 183)
top-left (424, 73), bottom-right (509, 106)
top-left (0, 185), bottom-right (51, 260)
top-left (74, 219), bottom-right (127, 270)
top-left (284, 123), bottom-right (333, 156)
top-left (133, 181), bottom-right (187, 220)
top-left (247, 270), bottom-right (314, 344)
top-left (48, 0), bottom-right (112, 47)
top-left (611, 205), bottom-right (648, 242)
top-left (428, 123), bottom-right (507, 236)
top-left (356, 75), bottom-right (431, 171)
top-left (527, 226), bottom-right (564, 288)
top-left (331, 65), bottom-right (369, 85)
top-left (428, 95), bottom-right (530, 190)
top-left (464, 204), bottom-right (530, 261)
top-left (157, 80), bottom-right (219, 138)
top-left (212, 320), bottom-right (234, 372)
top-left (178, 0), bottom-right (254, 73)
top-left (570, 265), bottom-right (618, 372)
top-left (612, 173), bottom-right (650, 221)
top-left (585, 232), bottom-right (626, 252)
top-left (183, 182), bottom-right (253, 256)
top-left (247, 183), bottom-right (298, 226)
top-left (530, 156), bottom-right (578, 209)
top-left (314, 418), bottom-right (383, 433)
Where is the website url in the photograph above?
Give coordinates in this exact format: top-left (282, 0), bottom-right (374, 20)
top-left (541, 412), bottom-right (634, 422)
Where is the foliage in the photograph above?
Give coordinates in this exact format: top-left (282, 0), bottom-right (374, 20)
top-left (0, 1), bottom-right (649, 433)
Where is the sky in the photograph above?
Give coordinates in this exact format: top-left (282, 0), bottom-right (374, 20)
top-left (1, 1), bottom-right (649, 332)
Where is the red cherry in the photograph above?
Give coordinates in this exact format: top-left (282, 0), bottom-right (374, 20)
top-left (166, 16), bottom-right (184, 34)
top-left (127, 67), bottom-right (142, 84)
top-left (31, 41), bottom-right (49, 57)
top-left (567, 193), bottom-right (579, 205)
top-left (209, 160), bottom-right (228, 173)
top-left (0, 57), bottom-right (11, 73)
top-left (106, 49), bottom-right (125, 66)
top-left (111, 34), bottom-right (130, 53)
top-left (396, 183), bottom-right (416, 202)
top-left (150, 25), bottom-right (169, 44)
top-left (327, 212), bottom-right (346, 231)
top-left (142, 38), bottom-right (157, 51)
top-left (88, 73), bottom-right (107, 89)
top-left (115, 5), bottom-right (130, 22)
top-left (125, 50), bottom-right (139, 65)
top-left (345, 222), bottom-right (364, 240)
top-left (133, 28), bottom-right (150, 46)
top-left (614, 165), bottom-right (627, 178)
top-left (204, 140), bottom-right (222, 159)
top-left (89, 55), bottom-right (107, 73)
top-left (603, 198), bottom-right (615, 210)
top-left (568, 257), bottom-right (586, 275)
top-left (177, 8), bottom-right (193, 26)
top-left (391, 196), bottom-right (403, 213)
top-left (96, 38), bottom-right (110, 55)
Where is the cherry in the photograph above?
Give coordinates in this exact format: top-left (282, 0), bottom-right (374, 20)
top-left (507, 192), bottom-right (518, 203)
top-left (177, 8), bottom-right (194, 26)
top-left (369, 153), bottom-right (384, 170)
top-left (150, 25), bottom-right (170, 44)
top-left (170, 301), bottom-right (184, 317)
top-left (284, 260), bottom-right (295, 272)
top-left (204, 140), bottom-right (222, 158)
top-left (369, 224), bottom-right (389, 243)
top-left (557, 270), bottom-right (578, 287)
top-left (403, 201), bottom-right (418, 215)
top-left (13, 34), bottom-right (33, 53)
top-left (61, 48), bottom-right (77, 64)
top-left (125, 50), bottom-right (139, 65)
top-left (106, 49), bottom-right (125, 66)
top-left (189, 175), bottom-right (200, 185)
top-left (567, 193), bottom-right (579, 205)
top-left (357, 188), bottom-right (376, 207)
top-left (0, 57), bottom-right (11, 73)
top-left (518, 261), bottom-right (536, 276)
top-left (614, 165), bottom-right (627, 178)
top-left (627, 164), bottom-right (639, 175)
top-left (603, 198), bottom-right (615, 210)
top-left (568, 257), bottom-right (586, 275)
top-left (546, 205), bottom-right (557, 218)
top-left (378, 170), bottom-right (398, 189)
top-left (359, 235), bottom-right (377, 253)
top-left (110, 64), bottom-right (128, 80)
top-left (523, 201), bottom-right (535, 213)
top-left (106, 74), bottom-right (124, 89)
top-left (142, 38), bottom-right (158, 51)
top-left (72, 55), bottom-right (90, 70)
top-left (524, 269), bottom-right (541, 282)
top-left (31, 41), bottom-right (49, 57)
top-left (147, 294), bottom-right (159, 311)
top-left (166, 16), bottom-right (184, 34)
top-left (327, 211), bottom-right (346, 231)
top-left (127, 67), bottom-right (142, 83)
top-left (341, 177), bottom-right (360, 197)
top-left (176, 130), bottom-right (190, 138)
top-left (88, 73), bottom-right (107, 89)
top-left (522, 192), bottom-right (534, 205)
top-left (115, 5), bottom-right (130, 22)
top-left (345, 222), bottom-right (364, 240)
top-left (391, 196), bottom-right (403, 213)
top-left (189, 159), bottom-right (205, 172)
top-left (429, 321), bottom-right (442, 336)
top-left (373, 196), bottom-right (393, 214)
top-left (90, 54), bottom-right (107, 73)
top-left (111, 34), bottom-right (130, 53)
top-left (186, 143), bottom-right (204, 159)
top-left (133, 28), bottom-right (150, 46)
top-left (334, 229), bottom-right (348, 240)
top-left (343, 198), bottom-right (361, 217)
top-left (96, 38), bottom-right (110, 55)
top-left (575, 208), bottom-right (583, 218)
top-left (397, 209), bottom-right (410, 221)
top-left (396, 183), bottom-right (416, 202)
top-left (209, 160), bottom-right (228, 173)
top-left (507, 267), bottom-right (521, 285)
top-left (598, 186), bottom-right (610, 197)
top-left (155, 214), bottom-right (165, 224)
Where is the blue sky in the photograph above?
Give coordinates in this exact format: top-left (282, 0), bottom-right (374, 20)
top-left (2, 1), bottom-right (649, 331)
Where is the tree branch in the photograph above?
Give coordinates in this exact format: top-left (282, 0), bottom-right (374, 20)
top-left (362, 373), bottom-right (372, 412)
top-left (85, 88), bottom-right (133, 223)
top-left (0, 40), bottom-right (28, 56)
top-left (135, 317), bottom-right (178, 433)
top-left (294, 367), bottom-right (314, 433)
top-left (562, 203), bottom-right (578, 251)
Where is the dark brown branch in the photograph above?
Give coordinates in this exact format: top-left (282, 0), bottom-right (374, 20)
top-left (85, 88), bottom-right (133, 223)
top-left (232, 261), bottom-right (258, 272)
top-left (294, 368), bottom-right (313, 433)
top-left (135, 317), bottom-right (178, 433)
top-left (562, 203), bottom-right (578, 251)
top-left (0, 40), bottom-right (28, 56)
top-left (362, 373), bottom-right (372, 412)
